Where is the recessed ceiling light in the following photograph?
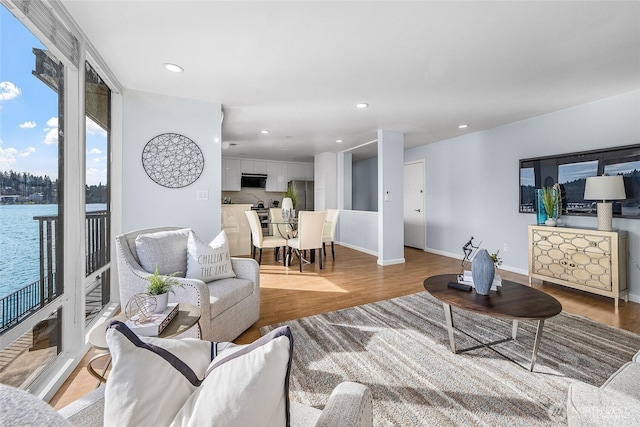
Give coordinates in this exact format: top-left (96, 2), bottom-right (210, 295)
top-left (163, 63), bottom-right (184, 73)
top-left (336, 139), bottom-right (343, 143)
top-left (458, 124), bottom-right (469, 129)
top-left (356, 103), bottom-right (369, 109)
top-left (221, 142), bottom-right (230, 149)
top-left (260, 130), bottom-right (270, 134)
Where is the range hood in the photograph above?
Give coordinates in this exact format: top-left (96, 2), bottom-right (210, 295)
top-left (241, 173), bottom-right (268, 188)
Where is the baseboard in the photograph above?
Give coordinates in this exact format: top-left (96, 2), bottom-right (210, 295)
top-left (335, 241), bottom-right (377, 257)
top-left (424, 248), bottom-right (527, 276)
top-left (377, 258), bottom-right (405, 266)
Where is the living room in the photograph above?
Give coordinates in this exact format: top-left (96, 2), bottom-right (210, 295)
top-left (0, 1), bottom-right (639, 425)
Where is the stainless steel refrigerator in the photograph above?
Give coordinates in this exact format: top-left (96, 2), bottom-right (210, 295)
top-left (288, 180), bottom-right (314, 212)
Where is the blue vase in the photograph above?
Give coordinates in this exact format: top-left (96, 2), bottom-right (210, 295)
top-left (472, 249), bottom-right (495, 295)
top-left (536, 189), bottom-right (548, 225)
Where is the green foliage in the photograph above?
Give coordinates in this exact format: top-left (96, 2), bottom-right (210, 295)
top-left (284, 184), bottom-right (297, 208)
top-left (541, 186), bottom-right (557, 218)
top-left (146, 265), bottom-right (182, 295)
top-left (490, 250), bottom-right (503, 267)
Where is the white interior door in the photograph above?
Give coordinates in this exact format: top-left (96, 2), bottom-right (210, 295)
top-left (403, 161), bottom-right (425, 249)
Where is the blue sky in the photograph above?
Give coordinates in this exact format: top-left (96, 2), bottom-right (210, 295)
top-left (0, 6), bottom-right (107, 186)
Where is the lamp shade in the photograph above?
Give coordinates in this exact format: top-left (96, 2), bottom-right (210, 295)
top-left (583, 176), bottom-right (626, 201)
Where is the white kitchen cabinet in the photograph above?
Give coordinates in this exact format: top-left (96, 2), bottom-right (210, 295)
top-left (222, 158), bottom-right (241, 191)
top-left (287, 163), bottom-right (302, 181)
top-left (253, 161), bottom-right (267, 174)
top-left (302, 163), bottom-right (314, 180)
top-left (266, 161), bottom-right (287, 192)
top-left (241, 160), bottom-right (254, 173)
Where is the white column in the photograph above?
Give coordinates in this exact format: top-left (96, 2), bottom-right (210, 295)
top-left (377, 130), bottom-right (405, 266)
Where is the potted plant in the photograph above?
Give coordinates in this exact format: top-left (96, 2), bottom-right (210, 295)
top-left (542, 184), bottom-right (560, 227)
top-left (147, 265), bottom-right (182, 313)
top-left (283, 184), bottom-right (297, 208)
top-left (282, 184), bottom-right (297, 220)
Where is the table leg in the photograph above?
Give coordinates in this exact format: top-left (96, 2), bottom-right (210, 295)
top-left (87, 352), bottom-right (111, 384)
top-left (512, 320), bottom-right (519, 340)
top-left (442, 302), bottom-right (456, 353)
top-left (530, 319), bottom-right (545, 372)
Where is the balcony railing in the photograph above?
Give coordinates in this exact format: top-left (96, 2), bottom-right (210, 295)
top-left (0, 210), bottom-right (109, 334)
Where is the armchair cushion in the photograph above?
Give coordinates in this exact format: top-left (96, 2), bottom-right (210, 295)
top-left (134, 228), bottom-right (190, 277)
top-left (186, 230), bottom-right (235, 282)
top-left (207, 277), bottom-right (254, 319)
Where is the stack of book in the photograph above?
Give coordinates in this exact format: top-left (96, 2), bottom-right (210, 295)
top-left (458, 271), bottom-right (502, 291)
top-left (125, 302), bottom-right (179, 337)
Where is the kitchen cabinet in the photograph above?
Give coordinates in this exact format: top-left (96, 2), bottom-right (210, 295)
top-left (528, 225), bottom-right (628, 307)
top-left (266, 161), bottom-right (287, 192)
top-left (222, 158), bottom-right (241, 191)
top-left (287, 163), bottom-right (302, 181)
top-left (253, 161), bottom-right (267, 174)
top-left (241, 160), bottom-right (267, 174)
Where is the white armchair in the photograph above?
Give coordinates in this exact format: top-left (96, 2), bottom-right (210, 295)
top-left (115, 227), bottom-right (260, 342)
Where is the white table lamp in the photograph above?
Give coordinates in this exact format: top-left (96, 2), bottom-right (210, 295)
top-left (583, 175), bottom-right (626, 231)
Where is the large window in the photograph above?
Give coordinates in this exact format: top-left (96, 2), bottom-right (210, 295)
top-left (0, 5), bottom-right (64, 387)
top-left (85, 62), bottom-right (110, 323)
top-left (519, 144), bottom-right (640, 218)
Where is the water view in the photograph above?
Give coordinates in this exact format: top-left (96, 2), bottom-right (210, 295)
top-left (0, 203), bottom-right (106, 298)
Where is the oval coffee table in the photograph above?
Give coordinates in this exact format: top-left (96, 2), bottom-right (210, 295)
top-left (423, 274), bottom-right (562, 371)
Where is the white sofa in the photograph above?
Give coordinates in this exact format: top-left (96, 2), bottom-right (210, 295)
top-left (0, 381), bottom-right (373, 427)
top-left (567, 350), bottom-right (640, 426)
top-left (115, 227), bottom-right (260, 342)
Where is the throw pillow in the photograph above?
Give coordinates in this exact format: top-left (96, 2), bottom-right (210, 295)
top-left (186, 230), bottom-right (236, 282)
top-left (171, 326), bottom-right (294, 427)
top-left (135, 228), bottom-right (191, 277)
top-left (103, 320), bottom-right (221, 427)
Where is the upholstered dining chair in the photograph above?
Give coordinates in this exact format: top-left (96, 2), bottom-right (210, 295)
top-left (322, 208), bottom-right (340, 259)
top-left (268, 207), bottom-right (284, 236)
top-left (245, 210), bottom-right (287, 264)
top-left (286, 210), bottom-right (328, 272)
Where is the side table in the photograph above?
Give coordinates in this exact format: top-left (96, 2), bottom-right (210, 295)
top-left (87, 303), bottom-right (202, 384)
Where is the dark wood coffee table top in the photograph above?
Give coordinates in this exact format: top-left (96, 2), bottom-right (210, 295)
top-left (423, 274), bottom-right (562, 321)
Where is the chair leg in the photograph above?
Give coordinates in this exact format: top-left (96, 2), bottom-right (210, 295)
top-left (274, 247), bottom-right (279, 261)
top-left (299, 251), bottom-right (303, 272)
top-left (319, 249), bottom-right (323, 269)
top-left (331, 242), bottom-right (335, 260)
top-left (258, 248), bottom-right (263, 265)
top-left (323, 242), bottom-right (326, 256)
top-left (252, 245), bottom-right (256, 259)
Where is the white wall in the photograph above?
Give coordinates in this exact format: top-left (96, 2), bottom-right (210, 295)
top-left (404, 90), bottom-right (640, 300)
top-left (352, 156), bottom-right (378, 211)
top-left (122, 89), bottom-right (223, 240)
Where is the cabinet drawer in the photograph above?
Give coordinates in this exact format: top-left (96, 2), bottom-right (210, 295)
top-left (531, 229), bottom-right (612, 291)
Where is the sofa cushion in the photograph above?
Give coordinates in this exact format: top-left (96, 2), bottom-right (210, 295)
top-left (103, 320), bottom-right (217, 426)
top-left (0, 383), bottom-right (71, 427)
top-left (171, 326), bottom-right (293, 426)
top-left (134, 228), bottom-right (190, 277)
top-left (186, 230), bottom-right (236, 282)
top-left (601, 361), bottom-right (640, 398)
top-left (103, 321), bottom-right (293, 427)
top-left (207, 277), bottom-right (254, 319)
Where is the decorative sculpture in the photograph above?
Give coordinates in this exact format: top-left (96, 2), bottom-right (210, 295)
top-left (142, 133), bottom-right (204, 188)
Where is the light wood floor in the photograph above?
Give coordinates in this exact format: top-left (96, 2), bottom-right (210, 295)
top-left (50, 245), bottom-right (640, 409)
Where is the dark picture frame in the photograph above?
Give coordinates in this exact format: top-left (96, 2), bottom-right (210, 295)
top-left (519, 144), bottom-right (640, 218)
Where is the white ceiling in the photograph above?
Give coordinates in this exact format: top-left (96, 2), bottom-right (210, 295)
top-left (60, 1), bottom-right (640, 162)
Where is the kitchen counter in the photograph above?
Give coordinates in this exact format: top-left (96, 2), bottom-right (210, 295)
top-left (221, 204), bottom-right (252, 256)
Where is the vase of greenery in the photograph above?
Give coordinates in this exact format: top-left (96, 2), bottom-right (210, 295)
top-left (146, 266), bottom-right (182, 313)
top-left (282, 184), bottom-right (297, 220)
top-left (541, 186), bottom-right (558, 226)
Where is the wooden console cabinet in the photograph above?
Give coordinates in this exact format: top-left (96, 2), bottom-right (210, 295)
top-left (528, 225), bottom-right (628, 307)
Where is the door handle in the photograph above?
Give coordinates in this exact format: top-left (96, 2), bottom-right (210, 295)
top-left (414, 209), bottom-right (421, 212)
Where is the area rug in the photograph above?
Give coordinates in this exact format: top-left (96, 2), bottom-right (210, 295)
top-left (260, 291), bottom-right (640, 426)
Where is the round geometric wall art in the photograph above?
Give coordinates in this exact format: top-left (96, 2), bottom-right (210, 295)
top-left (142, 133), bottom-right (204, 188)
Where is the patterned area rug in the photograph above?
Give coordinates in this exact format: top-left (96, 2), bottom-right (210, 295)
top-left (261, 292), bottom-right (640, 426)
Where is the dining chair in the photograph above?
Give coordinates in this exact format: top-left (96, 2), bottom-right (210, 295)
top-left (286, 211), bottom-right (327, 272)
top-left (322, 208), bottom-right (340, 259)
top-left (268, 208), bottom-right (284, 236)
top-left (244, 210), bottom-right (287, 265)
